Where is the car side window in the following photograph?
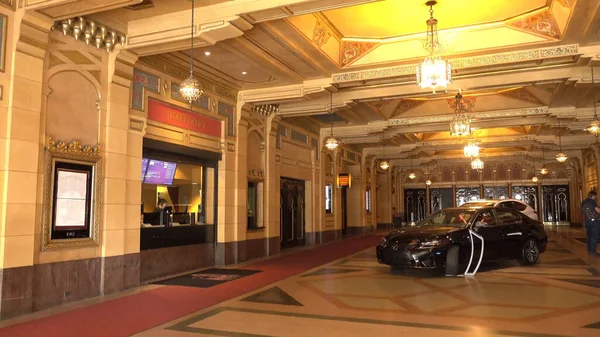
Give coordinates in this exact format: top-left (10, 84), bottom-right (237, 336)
top-left (473, 211), bottom-right (497, 227)
top-left (514, 202), bottom-right (527, 211)
top-left (499, 202), bottom-right (511, 209)
top-left (496, 210), bottom-right (523, 225)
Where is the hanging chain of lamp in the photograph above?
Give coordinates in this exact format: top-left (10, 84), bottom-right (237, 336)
top-left (416, 0), bottom-right (451, 93)
top-left (450, 92), bottom-right (471, 136)
top-left (425, 163), bottom-right (432, 185)
top-left (324, 91), bottom-right (341, 151)
top-left (556, 119), bottom-right (568, 163)
top-left (179, 0), bottom-right (203, 106)
top-left (379, 130), bottom-right (390, 170)
top-left (540, 146), bottom-right (548, 175)
top-left (532, 157), bottom-right (539, 183)
top-left (408, 151), bottom-right (416, 180)
top-left (587, 66), bottom-right (600, 136)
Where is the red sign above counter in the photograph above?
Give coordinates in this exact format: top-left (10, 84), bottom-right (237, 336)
top-left (147, 99), bottom-right (222, 138)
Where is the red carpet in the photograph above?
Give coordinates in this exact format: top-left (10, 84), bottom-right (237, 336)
top-left (0, 235), bottom-right (379, 337)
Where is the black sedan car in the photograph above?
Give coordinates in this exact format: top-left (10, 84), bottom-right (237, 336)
top-left (376, 206), bottom-right (547, 276)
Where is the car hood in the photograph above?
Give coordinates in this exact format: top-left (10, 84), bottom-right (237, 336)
top-left (385, 226), bottom-right (463, 243)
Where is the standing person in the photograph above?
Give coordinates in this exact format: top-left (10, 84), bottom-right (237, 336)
top-left (581, 191), bottom-right (600, 256)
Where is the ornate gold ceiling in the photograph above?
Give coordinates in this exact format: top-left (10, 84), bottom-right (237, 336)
top-left (287, 0), bottom-right (578, 68)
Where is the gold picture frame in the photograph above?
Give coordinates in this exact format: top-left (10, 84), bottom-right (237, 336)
top-left (42, 137), bottom-right (102, 250)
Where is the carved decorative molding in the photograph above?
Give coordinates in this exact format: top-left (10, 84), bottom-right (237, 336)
top-left (333, 45), bottom-right (579, 83)
top-left (420, 136), bottom-right (536, 147)
top-left (388, 107), bottom-right (549, 126)
top-left (247, 169), bottom-right (265, 181)
top-left (46, 137), bottom-right (100, 156)
top-left (52, 17), bottom-right (126, 53)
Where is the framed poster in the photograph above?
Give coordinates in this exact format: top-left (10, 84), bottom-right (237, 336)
top-left (43, 138), bottom-right (102, 250)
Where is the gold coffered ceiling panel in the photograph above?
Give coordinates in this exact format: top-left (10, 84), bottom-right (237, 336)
top-left (322, 0), bottom-right (546, 39)
top-left (287, 0), bottom-right (578, 68)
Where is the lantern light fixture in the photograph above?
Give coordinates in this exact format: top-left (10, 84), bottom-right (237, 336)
top-left (416, 1), bottom-right (451, 93)
top-left (179, 0), bottom-right (203, 105)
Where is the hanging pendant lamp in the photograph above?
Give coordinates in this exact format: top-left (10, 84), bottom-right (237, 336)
top-left (416, 1), bottom-right (451, 93)
top-left (324, 92), bottom-right (341, 151)
top-left (587, 66), bottom-right (600, 136)
top-left (408, 151), bottom-right (416, 179)
top-left (179, 0), bottom-right (203, 106)
top-left (540, 146), bottom-right (548, 175)
top-left (556, 119), bottom-right (568, 163)
top-left (379, 130), bottom-right (389, 170)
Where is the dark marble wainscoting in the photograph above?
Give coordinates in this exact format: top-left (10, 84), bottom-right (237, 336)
top-left (32, 258), bottom-right (102, 313)
top-left (376, 223), bottom-right (394, 231)
top-left (0, 265), bottom-right (34, 319)
top-left (318, 229), bottom-right (343, 245)
top-left (102, 253), bottom-right (140, 295)
top-left (267, 236), bottom-right (280, 257)
top-left (346, 226), bottom-right (372, 236)
top-left (140, 243), bottom-right (215, 282)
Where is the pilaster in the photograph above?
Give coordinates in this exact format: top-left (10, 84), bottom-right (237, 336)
top-left (0, 10), bottom-right (51, 318)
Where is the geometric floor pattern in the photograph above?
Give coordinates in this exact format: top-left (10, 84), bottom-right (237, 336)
top-left (134, 226), bottom-right (600, 337)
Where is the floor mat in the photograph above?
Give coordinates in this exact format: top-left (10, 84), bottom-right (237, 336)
top-left (154, 268), bottom-right (261, 288)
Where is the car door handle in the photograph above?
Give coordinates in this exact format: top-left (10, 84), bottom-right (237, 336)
top-left (506, 232), bottom-right (522, 236)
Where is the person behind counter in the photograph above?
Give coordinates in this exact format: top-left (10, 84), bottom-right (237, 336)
top-left (154, 199), bottom-right (168, 213)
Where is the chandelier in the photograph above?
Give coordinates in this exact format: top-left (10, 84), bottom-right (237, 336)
top-left (463, 138), bottom-right (479, 158)
top-left (587, 66), bottom-right (600, 136)
top-left (416, 1), bottom-right (451, 93)
top-left (450, 93), bottom-right (471, 136)
top-left (471, 157), bottom-right (484, 170)
top-left (324, 92), bottom-right (341, 151)
top-left (556, 119), bottom-right (567, 163)
top-left (179, 0), bottom-right (203, 105)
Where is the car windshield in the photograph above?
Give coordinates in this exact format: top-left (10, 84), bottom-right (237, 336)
top-left (417, 209), bottom-right (476, 228)
top-left (460, 201), bottom-right (495, 208)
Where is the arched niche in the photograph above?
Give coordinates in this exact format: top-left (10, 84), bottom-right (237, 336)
top-left (497, 164), bottom-right (507, 180)
top-left (442, 166), bottom-right (452, 182)
top-left (512, 164), bottom-right (522, 180)
top-left (46, 71), bottom-right (100, 145)
top-left (247, 130), bottom-right (264, 171)
top-left (455, 166), bottom-right (466, 182)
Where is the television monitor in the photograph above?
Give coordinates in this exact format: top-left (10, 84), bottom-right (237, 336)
top-left (141, 158), bottom-right (149, 180)
top-left (143, 159), bottom-right (177, 185)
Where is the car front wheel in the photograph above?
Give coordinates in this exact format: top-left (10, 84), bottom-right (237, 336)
top-left (445, 245), bottom-right (460, 276)
top-left (517, 238), bottom-right (540, 265)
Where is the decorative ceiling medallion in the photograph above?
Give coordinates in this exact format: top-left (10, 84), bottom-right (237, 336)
top-left (312, 19), bottom-right (333, 48)
top-left (340, 41), bottom-right (378, 67)
top-left (508, 9), bottom-right (561, 40)
top-left (498, 87), bottom-right (544, 105)
top-left (447, 95), bottom-right (477, 111)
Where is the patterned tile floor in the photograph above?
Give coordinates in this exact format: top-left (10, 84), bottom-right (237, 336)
top-left (134, 226), bottom-right (600, 337)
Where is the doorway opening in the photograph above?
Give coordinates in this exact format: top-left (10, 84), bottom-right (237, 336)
top-left (280, 177), bottom-right (306, 249)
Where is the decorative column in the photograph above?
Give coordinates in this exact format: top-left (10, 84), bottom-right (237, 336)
top-left (265, 114), bottom-right (280, 255)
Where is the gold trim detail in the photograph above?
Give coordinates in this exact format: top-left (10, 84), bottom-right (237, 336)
top-left (247, 169), bottom-right (265, 182)
top-left (333, 44), bottom-right (579, 83)
top-left (42, 137), bottom-right (102, 250)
